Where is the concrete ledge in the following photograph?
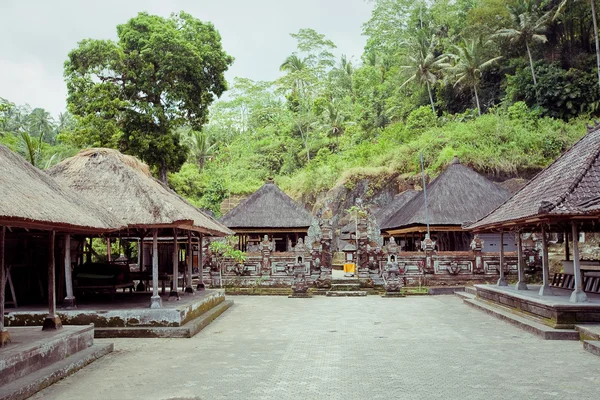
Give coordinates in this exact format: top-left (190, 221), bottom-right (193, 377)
top-left (94, 300), bottom-right (233, 338)
top-left (462, 298), bottom-right (579, 340)
top-left (575, 324), bottom-right (600, 341)
top-left (0, 342), bottom-right (113, 400)
top-left (428, 286), bottom-right (465, 295)
top-left (583, 340), bottom-right (600, 357)
top-left (326, 291), bottom-right (367, 297)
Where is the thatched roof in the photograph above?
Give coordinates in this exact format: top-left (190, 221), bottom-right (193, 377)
top-left (48, 148), bottom-right (232, 236)
top-left (0, 145), bottom-right (123, 232)
top-left (470, 125), bottom-right (600, 230)
top-left (381, 157), bottom-right (510, 232)
top-left (220, 180), bottom-right (314, 229)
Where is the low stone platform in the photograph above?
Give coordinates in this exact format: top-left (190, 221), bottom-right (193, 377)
top-left (4, 290), bottom-right (231, 338)
top-left (0, 325), bottom-right (112, 400)
top-left (326, 291), bottom-right (367, 297)
top-left (456, 291), bottom-right (580, 340)
top-left (583, 340), bottom-right (600, 357)
top-left (474, 284), bottom-right (600, 328)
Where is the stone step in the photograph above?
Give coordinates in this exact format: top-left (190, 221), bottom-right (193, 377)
top-left (464, 286), bottom-right (478, 296)
top-left (454, 291), bottom-right (475, 301)
top-left (331, 279), bottom-right (359, 285)
top-left (0, 325), bottom-right (94, 387)
top-left (462, 298), bottom-right (580, 340)
top-left (583, 340), bottom-right (600, 357)
top-left (330, 283), bottom-right (360, 291)
top-left (0, 342), bottom-right (113, 400)
top-left (326, 291), bottom-right (367, 297)
top-left (575, 324), bottom-right (600, 341)
top-left (428, 286), bottom-right (465, 295)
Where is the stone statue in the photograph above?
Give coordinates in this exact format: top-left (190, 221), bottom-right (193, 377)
top-left (383, 260), bottom-right (403, 293)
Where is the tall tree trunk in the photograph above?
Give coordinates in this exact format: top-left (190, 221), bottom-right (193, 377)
top-left (525, 41), bottom-right (538, 86)
top-left (592, 0), bottom-right (600, 91)
top-left (474, 84), bottom-right (482, 116)
top-left (426, 80), bottom-right (436, 113)
top-left (159, 162), bottom-right (168, 184)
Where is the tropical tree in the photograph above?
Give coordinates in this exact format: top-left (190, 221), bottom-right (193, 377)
top-left (494, 0), bottom-right (552, 86)
top-left (400, 33), bottom-right (449, 113)
top-left (64, 12), bottom-right (233, 183)
top-left (182, 128), bottom-right (216, 169)
top-left (448, 38), bottom-right (502, 115)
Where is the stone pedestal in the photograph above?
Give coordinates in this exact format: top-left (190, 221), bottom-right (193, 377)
top-left (150, 295), bottom-right (162, 309)
top-left (42, 315), bottom-right (62, 331)
top-left (290, 264), bottom-right (311, 298)
top-left (63, 296), bottom-right (76, 309)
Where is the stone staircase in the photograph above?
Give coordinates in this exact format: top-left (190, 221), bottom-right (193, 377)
top-left (0, 325), bottom-right (112, 400)
top-left (326, 279), bottom-right (367, 297)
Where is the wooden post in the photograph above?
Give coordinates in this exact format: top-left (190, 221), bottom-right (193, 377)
top-left (515, 232), bottom-right (528, 290)
top-left (570, 222), bottom-right (588, 303)
top-left (0, 226), bottom-right (11, 346)
top-left (136, 234), bottom-right (146, 291)
top-left (86, 238), bottom-right (92, 263)
top-left (107, 238), bottom-right (111, 262)
top-left (63, 234), bottom-right (76, 308)
top-left (539, 224), bottom-right (553, 296)
top-left (564, 231), bottom-right (570, 261)
top-left (43, 230), bottom-right (62, 330)
top-left (497, 231), bottom-right (507, 286)
top-left (169, 229), bottom-right (180, 300)
top-left (185, 231), bottom-right (194, 294)
top-left (149, 229), bottom-right (161, 308)
top-left (197, 234), bottom-right (204, 290)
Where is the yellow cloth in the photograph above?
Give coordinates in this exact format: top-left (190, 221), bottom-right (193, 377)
top-left (343, 263), bottom-right (356, 273)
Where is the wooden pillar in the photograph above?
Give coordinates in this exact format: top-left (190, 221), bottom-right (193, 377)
top-left (185, 231), bottom-right (194, 294)
top-left (86, 238), bottom-right (92, 263)
top-left (150, 229), bottom-right (162, 308)
top-left (107, 238), bottom-right (111, 262)
top-left (63, 234), bottom-right (76, 308)
top-left (538, 224), bottom-right (553, 296)
top-left (136, 234), bottom-right (146, 291)
top-left (570, 222), bottom-right (588, 303)
top-left (564, 231), bottom-right (570, 261)
top-left (0, 226), bottom-right (10, 346)
top-left (515, 232), bottom-right (528, 290)
top-left (197, 234), bottom-right (204, 290)
top-left (43, 230), bottom-right (62, 330)
top-left (497, 231), bottom-right (508, 286)
top-left (169, 229), bottom-right (180, 300)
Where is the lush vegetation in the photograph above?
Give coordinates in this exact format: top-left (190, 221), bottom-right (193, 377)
top-left (2, 0), bottom-right (599, 216)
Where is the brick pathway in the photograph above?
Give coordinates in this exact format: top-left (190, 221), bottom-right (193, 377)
top-left (31, 296), bottom-right (600, 400)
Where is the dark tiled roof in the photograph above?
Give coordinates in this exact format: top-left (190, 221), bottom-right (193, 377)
top-left (381, 157), bottom-right (510, 231)
top-left (470, 126), bottom-right (600, 230)
top-left (220, 181), bottom-right (314, 229)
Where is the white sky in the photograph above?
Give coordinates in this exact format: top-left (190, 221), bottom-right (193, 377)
top-left (0, 0), bottom-right (373, 116)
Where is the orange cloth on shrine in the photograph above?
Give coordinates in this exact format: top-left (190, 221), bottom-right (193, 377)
top-left (343, 263), bottom-right (356, 273)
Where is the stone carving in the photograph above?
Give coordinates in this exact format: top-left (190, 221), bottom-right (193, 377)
top-left (290, 263), bottom-right (309, 294)
top-left (383, 260), bottom-right (403, 293)
top-left (470, 234), bottom-right (484, 274)
top-left (446, 261), bottom-right (461, 275)
top-left (260, 235), bottom-right (272, 276)
top-left (420, 234), bottom-right (436, 274)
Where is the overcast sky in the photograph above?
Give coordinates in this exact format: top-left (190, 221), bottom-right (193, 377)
top-left (0, 0), bottom-right (373, 116)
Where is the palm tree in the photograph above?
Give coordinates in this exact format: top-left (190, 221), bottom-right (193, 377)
top-left (400, 33), bottom-right (449, 113)
top-left (28, 108), bottom-right (53, 139)
top-left (280, 55), bottom-right (308, 95)
top-left (494, 0), bottom-right (552, 86)
top-left (19, 130), bottom-right (44, 167)
top-left (448, 38), bottom-right (503, 115)
top-left (184, 129), bottom-right (216, 169)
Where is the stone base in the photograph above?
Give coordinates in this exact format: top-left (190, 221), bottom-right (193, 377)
top-left (0, 329), bottom-right (11, 347)
top-left (150, 295), bottom-right (162, 309)
top-left (42, 315), bottom-right (63, 331)
top-left (63, 296), bottom-right (76, 309)
top-left (382, 292), bottom-right (405, 298)
top-left (570, 289), bottom-right (589, 303)
top-left (497, 277), bottom-right (508, 286)
top-left (168, 291), bottom-right (181, 301)
top-left (515, 281), bottom-right (528, 291)
top-left (184, 286), bottom-right (195, 294)
top-left (136, 281), bottom-right (146, 292)
top-left (538, 284), bottom-right (553, 296)
top-left (288, 292), bottom-right (312, 298)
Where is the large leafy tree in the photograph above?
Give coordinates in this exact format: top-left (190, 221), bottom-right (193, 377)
top-left (448, 38), bottom-right (502, 115)
top-left (64, 11), bottom-right (233, 182)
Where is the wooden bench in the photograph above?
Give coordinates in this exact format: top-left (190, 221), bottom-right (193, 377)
top-left (551, 273), bottom-right (600, 294)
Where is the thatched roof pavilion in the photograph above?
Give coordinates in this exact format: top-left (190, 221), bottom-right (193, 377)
top-left (48, 149), bottom-right (232, 237)
top-left (380, 157), bottom-right (510, 251)
top-left (220, 179), bottom-right (314, 252)
top-left (468, 125), bottom-right (600, 301)
top-left (0, 145), bottom-right (122, 233)
top-left (49, 148), bottom-right (232, 306)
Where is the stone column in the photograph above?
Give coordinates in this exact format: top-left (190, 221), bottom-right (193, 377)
top-left (185, 232), bottom-right (194, 294)
top-left (43, 230), bottom-right (62, 330)
top-left (150, 229), bottom-right (162, 308)
top-left (538, 225), bottom-right (553, 296)
top-left (169, 229), bottom-right (180, 300)
top-left (136, 235), bottom-right (146, 291)
top-left (197, 234), bottom-right (204, 290)
top-left (570, 222), bottom-right (588, 303)
top-left (515, 232), bottom-right (528, 290)
top-left (496, 231), bottom-right (508, 286)
top-left (0, 226), bottom-right (11, 346)
top-left (63, 234), bottom-right (76, 308)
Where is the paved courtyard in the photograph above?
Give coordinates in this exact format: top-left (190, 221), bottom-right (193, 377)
top-left (32, 295), bottom-right (600, 400)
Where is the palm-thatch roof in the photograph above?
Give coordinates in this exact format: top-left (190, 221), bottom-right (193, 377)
top-left (381, 157), bottom-right (510, 233)
top-left (220, 180), bottom-right (314, 230)
top-left (48, 148), bottom-right (232, 236)
top-left (0, 145), bottom-right (123, 233)
top-left (470, 124), bottom-right (600, 231)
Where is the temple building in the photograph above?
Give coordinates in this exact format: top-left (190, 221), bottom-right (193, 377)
top-left (220, 179), bottom-right (314, 252)
top-left (379, 157), bottom-right (513, 252)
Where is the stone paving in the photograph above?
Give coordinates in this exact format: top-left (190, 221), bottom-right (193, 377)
top-left (31, 296), bottom-right (600, 400)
